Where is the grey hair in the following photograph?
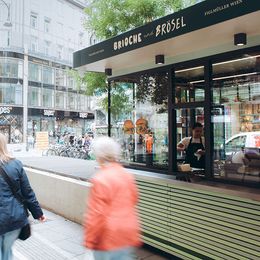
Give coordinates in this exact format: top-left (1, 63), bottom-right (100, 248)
top-left (92, 136), bottom-right (121, 162)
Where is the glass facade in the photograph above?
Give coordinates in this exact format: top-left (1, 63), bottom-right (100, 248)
top-left (26, 61), bottom-right (90, 111)
top-left (111, 49), bottom-right (260, 185)
top-left (175, 66), bottom-right (205, 104)
top-left (68, 92), bottom-right (77, 110)
top-left (0, 58), bottom-right (19, 78)
top-left (111, 71), bottom-right (169, 170)
top-left (29, 62), bottom-right (42, 82)
top-left (56, 91), bottom-right (66, 109)
top-left (212, 53), bottom-right (260, 184)
top-left (43, 66), bottom-right (54, 84)
top-left (0, 57), bottom-right (91, 113)
top-left (29, 86), bottom-right (41, 106)
top-left (0, 83), bottom-right (22, 105)
top-left (42, 88), bottom-right (55, 108)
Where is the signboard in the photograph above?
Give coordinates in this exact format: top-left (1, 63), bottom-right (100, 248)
top-left (74, 0), bottom-right (260, 68)
top-left (35, 131), bottom-right (49, 150)
top-left (79, 112), bottom-right (88, 118)
top-left (0, 106), bottom-right (12, 115)
top-left (43, 110), bottom-right (55, 116)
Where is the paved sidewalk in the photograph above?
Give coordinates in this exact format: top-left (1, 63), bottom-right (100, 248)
top-left (13, 209), bottom-right (170, 260)
top-left (7, 143), bottom-right (42, 158)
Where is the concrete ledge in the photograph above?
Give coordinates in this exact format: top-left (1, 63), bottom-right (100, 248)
top-left (25, 167), bottom-right (91, 224)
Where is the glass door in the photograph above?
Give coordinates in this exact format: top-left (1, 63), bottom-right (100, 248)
top-left (173, 65), bottom-right (206, 172)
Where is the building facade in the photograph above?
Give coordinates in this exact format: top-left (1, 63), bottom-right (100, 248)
top-left (0, 0), bottom-right (94, 144)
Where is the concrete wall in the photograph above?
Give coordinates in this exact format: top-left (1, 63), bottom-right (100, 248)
top-left (25, 167), bottom-right (91, 224)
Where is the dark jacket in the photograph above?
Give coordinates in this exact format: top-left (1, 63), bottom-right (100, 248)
top-left (0, 159), bottom-right (43, 235)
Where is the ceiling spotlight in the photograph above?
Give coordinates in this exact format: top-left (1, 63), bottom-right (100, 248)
top-left (155, 55), bottom-right (165, 65)
top-left (105, 68), bottom-right (112, 76)
top-left (234, 33), bottom-right (247, 46)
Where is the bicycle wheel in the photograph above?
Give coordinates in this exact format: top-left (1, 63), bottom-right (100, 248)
top-left (59, 150), bottom-right (70, 157)
top-left (46, 149), bottom-right (57, 156)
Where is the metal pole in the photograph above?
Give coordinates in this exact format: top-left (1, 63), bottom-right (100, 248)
top-left (23, 45), bottom-right (29, 150)
top-left (22, 0), bottom-right (28, 150)
top-left (107, 80), bottom-right (111, 137)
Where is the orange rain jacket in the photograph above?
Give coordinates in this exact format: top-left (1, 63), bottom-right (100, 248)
top-left (84, 162), bottom-right (142, 250)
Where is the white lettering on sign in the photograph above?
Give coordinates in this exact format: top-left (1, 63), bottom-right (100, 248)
top-left (79, 112), bottom-right (88, 118)
top-left (114, 33), bottom-right (142, 51)
top-left (204, 0), bottom-right (243, 16)
top-left (0, 107), bottom-right (12, 115)
top-left (156, 16), bottom-right (186, 37)
top-left (44, 110), bottom-right (55, 116)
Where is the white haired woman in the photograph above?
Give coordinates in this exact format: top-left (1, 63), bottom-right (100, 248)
top-left (0, 133), bottom-right (46, 260)
top-left (84, 136), bottom-right (142, 260)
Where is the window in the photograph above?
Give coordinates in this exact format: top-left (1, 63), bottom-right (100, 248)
top-left (44, 18), bottom-right (50, 33)
top-left (28, 86), bottom-right (41, 106)
top-left (43, 66), bottom-right (54, 84)
top-left (56, 91), bottom-right (66, 109)
top-left (175, 66), bottom-right (205, 103)
top-left (79, 94), bottom-right (85, 110)
top-left (0, 83), bottom-right (22, 105)
top-left (0, 58), bottom-right (19, 78)
top-left (212, 52), bottom-right (260, 184)
top-left (67, 74), bottom-right (75, 90)
top-left (110, 71), bottom-right (169, 170)
top-left (31, 36), bottom-right (38, 52)
top-left (30, 12), bottom-right (38, 28)
top-left (29, 62), bottom-right (41, 82)
top-left (42, 88), bottom-right (54, 108)
top-left (68, 92), bottom-right (77, 110)
top-left (57, 45), bottom-right (63, 60)
top-left (55, 69), bottom-right (66, 86)
top-left (44, 41), bottom-right (50, 56)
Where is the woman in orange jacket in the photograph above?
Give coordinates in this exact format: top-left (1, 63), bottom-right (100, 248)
top-left (84, 136), bottom-right (142, 260)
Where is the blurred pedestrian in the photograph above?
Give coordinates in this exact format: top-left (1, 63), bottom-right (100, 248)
top-left (0, 133), bottom-right (46, 260)
top-left (84, 136), bottom-right (142, 260)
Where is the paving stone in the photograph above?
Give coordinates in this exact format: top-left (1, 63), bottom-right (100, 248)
top-left (54, 239), bottom-right (86, 255)
top-left (14, 233), bottom-right (74, 260)
top-left (14, 209), bottom-right (172, 260)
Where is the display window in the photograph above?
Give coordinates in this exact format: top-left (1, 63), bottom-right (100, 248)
top-left (111, 70), bottom-right (169, 170)
top-left (212, 52), bottom-right (260, 184)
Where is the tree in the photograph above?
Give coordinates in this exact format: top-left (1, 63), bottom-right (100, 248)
top-left (78, 0), bottom-right (195, 120)
top-left (84, 0), bottom-right (195, 39)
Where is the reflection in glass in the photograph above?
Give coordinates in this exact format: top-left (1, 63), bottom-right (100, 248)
top-left (68, 92), bottom-right (77, 110)
top-left (42, 88), bottom-right (54, 107)
top-left (0, 83), bottom-right (22, 105)
top-left (212, 53), bottom-right (260, 183)
top-left (43, 66), bottom-right (54, 84)
top-left (29, 86), bottom-right (41, 106)
top-left (29, 62), bottom-right (42, 82)
top-left (110, 71), bottom-right (169, 170)
top-left (0, 58), bottom-right (19, 78)
top-left (56, 91), bottom-right (66, 109)
top-left (175, 66), bottom-right (204, 103)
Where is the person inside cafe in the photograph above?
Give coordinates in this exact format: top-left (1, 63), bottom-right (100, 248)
top-left (177, 122), bottom-right (205, 169)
